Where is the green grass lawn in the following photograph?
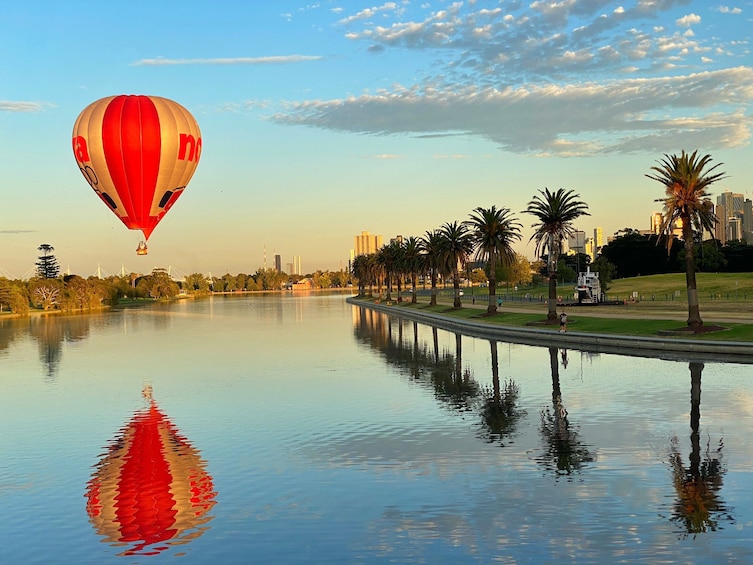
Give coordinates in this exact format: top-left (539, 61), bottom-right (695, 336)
top-left (356, 273), bottom-right (753, 342)
top-left (607, 272), bottom-right (753, 301)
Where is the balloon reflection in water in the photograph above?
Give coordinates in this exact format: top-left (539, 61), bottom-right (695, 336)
top-left (85, 389), bottom-right (216, 556)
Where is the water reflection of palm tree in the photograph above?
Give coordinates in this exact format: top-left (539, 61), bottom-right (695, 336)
top-left (430, 333), bottom-right (480, 412)
top-left (539, 347), bottom-right (593, 477)
top-left (479, 340), bottom-right (524, 445)
top-left (352, 308), bottom-right (479, 411)
top-left (668, 362), bottom-right (732, 535)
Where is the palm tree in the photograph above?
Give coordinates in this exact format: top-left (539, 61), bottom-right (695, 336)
top-left (646, 150), bottom-right (725, 330)
top-left (466, 206), bottom-right (522, 314)
top-left (523, 188), bottom-right (590, 321)
top-left (363, 253), bottom-right (380, 297)
top-left (393, 241), bottom-right (407, 303)
top-left (376, 244), bottom-right (394, 302)
top-left (402, 236), bottom-right (422, 304)
top-left (438, 221), bottom-right (475, 308)
top-left (351, 254), bottom-right (369, 297)
top-left (421, 230), bottom-right (444, 306)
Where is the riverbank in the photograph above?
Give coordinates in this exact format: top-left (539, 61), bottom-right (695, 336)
top-left (347, 295), bottom-right (753, 364)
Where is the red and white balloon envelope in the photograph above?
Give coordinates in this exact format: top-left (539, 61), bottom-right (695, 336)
top-left (85, 398), bottom-right (216, 556)
top-left (72, 95), bottom-right (202, 254)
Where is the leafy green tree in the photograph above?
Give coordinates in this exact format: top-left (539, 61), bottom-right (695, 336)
top-left (0, 277), bottom-right (29, 314)
top-left (438, 221), bottom-right (474, 308)
top-left (681, 241), bottom-right (727, 273)
top-left (60, 275), bottom-right (89, 311)
top-left (523, 188), bottom-right (590, 321)
top-left (138, 268), bottom-right (179, 299)
top-left (500, 253), bottom-right (533, 288)
top-left (184, 272), bottom-right (211, 292)
top-left (222, 273), bottom-right (240, 291)
top-left (469, 268), bottom-right (488, 284)
top-left (556, 260), bottom-right (576, 283)
top-left (35, 244), bottom-right (60, 279)
top-left (721, 241), bottom-right (753, 272)
top-left (590, 256), bottom-right (616, 291)
top-left (466, 205), bottom-right (521, 314)
top-left (600, 230), bottom-right (680, 278)
top-left (29, 277), bottom-right (62, 310)
top-left (647, 150), bottom-right (725, 329)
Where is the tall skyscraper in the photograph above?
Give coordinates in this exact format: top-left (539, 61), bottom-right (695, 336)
top-left (650, 212), bottom-right (663, 235)
top-left (714, 203), bottom-right (727, 244)
top-left (728, 217), bottom-right (742, 242)
top-left (293, 255), bottom-right (302, 275)
top-left (354, 231), bottom-right (383, 256)
top-left (718, 190), bottom-right (745, 216)
top-left (744, 200), bottom-right (753, 242)
top-left (567, 230), bottom-right (586, 252)
top-left (593, 226), bottom-right (603, 249)
top-left (274, 254), bottom-right (281, 273)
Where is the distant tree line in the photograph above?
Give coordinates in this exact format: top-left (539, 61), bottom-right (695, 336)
top-left (0, 264), bottom-right (355, 316)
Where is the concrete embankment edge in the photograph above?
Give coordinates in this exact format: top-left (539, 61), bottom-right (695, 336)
top-left (347, 297), bottom-right (753, 365)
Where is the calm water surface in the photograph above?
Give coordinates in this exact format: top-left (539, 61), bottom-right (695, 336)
top-left (1, 293), bottom-right (752, 564)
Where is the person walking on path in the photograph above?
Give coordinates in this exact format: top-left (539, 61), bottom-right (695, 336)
top-left (559, 311), bottom-right (568, 332)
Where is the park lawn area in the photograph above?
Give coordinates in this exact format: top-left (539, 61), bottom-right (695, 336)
top-left (607, 272), bottom-right (753, 301)
top-left (386, 298), bottom-right (753, 341)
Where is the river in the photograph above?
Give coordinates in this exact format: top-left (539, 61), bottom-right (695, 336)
top-left (1, 292), bottom-right (751, 563)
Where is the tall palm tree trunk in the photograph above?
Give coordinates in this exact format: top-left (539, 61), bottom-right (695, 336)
top-left (547, 271), bottom-right (558, 321)
top-left (547, 233), bottom-right (559, 321)
top-left (453, 269), bottom-right (462, 308)
top-left (430, 270), bottom-right (438, 306)
top-left (487, 255), bottom-right (498, 314)
top-left (683, 221), bottom-right (703, 328)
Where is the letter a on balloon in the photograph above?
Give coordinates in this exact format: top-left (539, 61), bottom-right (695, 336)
top-left (72, 95), bottom-right (202, 245)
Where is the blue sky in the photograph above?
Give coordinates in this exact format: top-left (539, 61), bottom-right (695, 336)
top-left (1, 0), bottom-right (752, 278)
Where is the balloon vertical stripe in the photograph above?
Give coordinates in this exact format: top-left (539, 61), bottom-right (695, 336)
top-left (73, 95), bottom-right (201, 244)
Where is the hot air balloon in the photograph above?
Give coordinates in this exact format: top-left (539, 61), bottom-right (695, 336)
top-left (72, 95), bottom-right (202, 255)
top-left (85, 387), bottom-right (216, 556)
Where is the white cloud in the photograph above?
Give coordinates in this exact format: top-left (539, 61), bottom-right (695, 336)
top-left (676, 13), bottom-right (701, 27)
top-left (338, 2), bottom-right (398, 25)
top-left (341, 2), bottom-right (738, 81)
top-left (718, 6), bottom-right (743, 15)
top-left (270, 67), bottom-right (753, 156)
top-left (0, 101), bottom-right (46, 112)
top-left (131, 56), bottom-right (322, 66)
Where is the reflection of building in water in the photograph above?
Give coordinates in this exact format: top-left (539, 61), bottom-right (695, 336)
top-left (85, 393), bottom-right (216, 556)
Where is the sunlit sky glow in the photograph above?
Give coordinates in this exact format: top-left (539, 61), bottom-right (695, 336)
top-left (1, 1), bottom-right (752, 278)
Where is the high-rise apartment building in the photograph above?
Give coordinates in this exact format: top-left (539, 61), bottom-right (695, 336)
top-left (274, 254), bottom-right (281, 273)
top-left (354, 231), bottom-right (383, 256)
top-left (567, 230), bottom-right (586, 252)
top-left (728, 217), bottom-right (743, 242)
top-left (716, 191), bottom-right (751, 243)
top-left (593, 226), bottom-right (603, 249)
top-left (650, 212), bottom-right (663, 235)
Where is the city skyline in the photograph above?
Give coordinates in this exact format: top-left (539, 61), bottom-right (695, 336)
top-left (2, 1), bottom-right (752, 278)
